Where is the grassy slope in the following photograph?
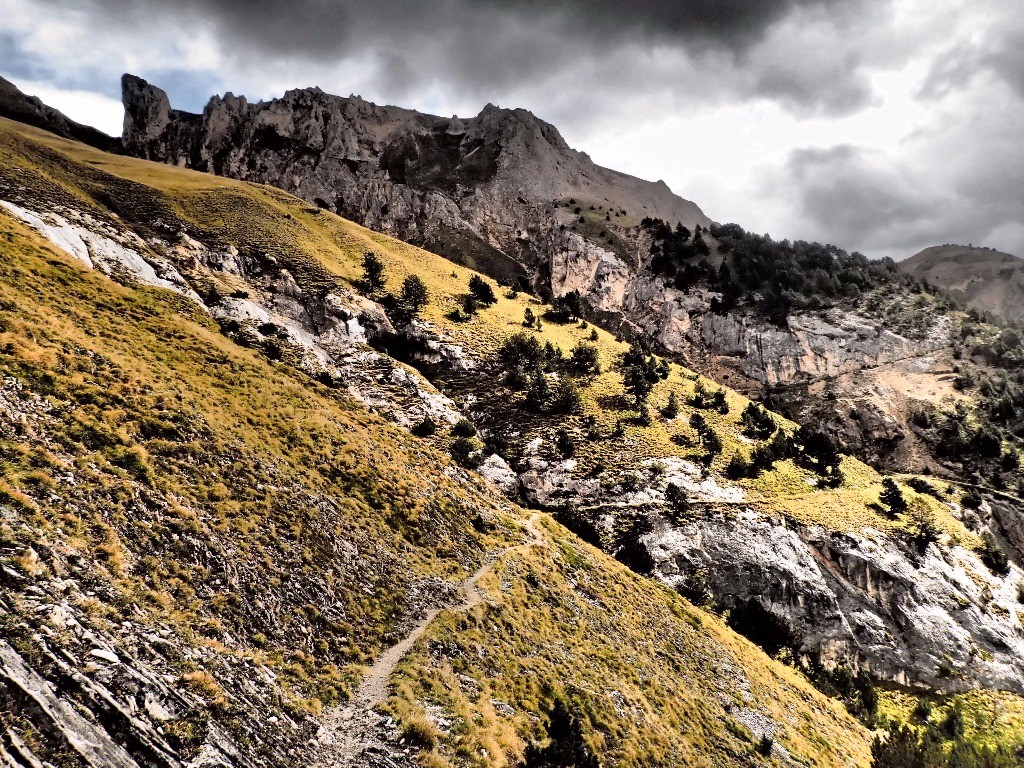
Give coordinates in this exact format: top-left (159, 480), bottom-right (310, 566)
top-left (390, 519), bottom-right (869, 768)
top-left (0, 119), bottom-right (879, 766)
top-left (0, 119), bottom-right (964, 537)
top-left (0, 118), bottom-right (1020, 765)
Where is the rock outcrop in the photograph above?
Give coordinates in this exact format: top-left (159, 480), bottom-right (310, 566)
top-left (644, 508), bottom-right (1024, 694)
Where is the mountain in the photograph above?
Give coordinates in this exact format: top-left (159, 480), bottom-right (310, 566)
top-left (0, 114), bottom-right (881, 768)
top-left (120, 73), bottom-right (709, 288)
top-left (0, 75), bottom-right (121, 152)
top-left (3, 110), bottom-right (1024, 767)
top-left (119, 74), bottom-right (978, 478)
top-left (902, 244), bottom-right (1024, 322)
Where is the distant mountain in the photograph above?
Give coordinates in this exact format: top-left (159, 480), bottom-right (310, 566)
top-left (902, 244), bottom-right (1024, 322)
top-left (0, 75), bottom-right (121, 152)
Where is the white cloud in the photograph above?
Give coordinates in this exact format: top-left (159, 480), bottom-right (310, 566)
top-left (8, 77), bottom-right (123, 136)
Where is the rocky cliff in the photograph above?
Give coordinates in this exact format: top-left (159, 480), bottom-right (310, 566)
top-left (120, 74), bottom-right (708, 288)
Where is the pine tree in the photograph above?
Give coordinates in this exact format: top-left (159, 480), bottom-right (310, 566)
top-left (620, 339), bottom-right (666, 407)
top-left (662, 391), bottom-right (679, 419)
top-left (396, 274), bottom-right (429, 321)
top-left (361, 251), bottom-right (386, 293)
top-left (879, 478), bottom-right (907, 517)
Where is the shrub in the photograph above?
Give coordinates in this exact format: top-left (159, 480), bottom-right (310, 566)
top-left (555, 429), bottom-right (576, 458)
top-left (543, 341), bottom-right (564, 369)
top-left (978, 533), bottom-right (1010, 577)
top-left (523, 307), bottom-right (535, 327)
top-left (961, 491), bottom-right (982, 510)
top-left (661, 391), bottom-right (679, 419)
top-left (525, 371), bottom-right (551, 411)
top-left (903, 508), bottom-right (939, 555)
top-left (636, 403), bottom-right (652, 426)
top-left (450, 436), bottom-right (481, 468)
top-left (793, 425), bottom-right (842, 482)
top-left (740, 402), bottom-right (776, 439)
top-left (550, 290), bottom-right (584, 322)
top-left (906, 477), bottom-right (938, 497)
top-left (550, 377), bottom-right (583, 415)
top-left (699, 428), bottom-right (722, 465)
top-left (568, 343), bottom-right (600, 375)
top-left (726, 452), bottom-right (751, 479)
top-left (690, 382), bottom-right (729, 414)
top-left (500, 333), bottom-right (544, 371)
top-left (411, 416), bottom-right (437, 437)
top-left (451, 418), bottom-right (477, 438)
top-left (665, 482), bottom-right (690, 520)
top-left (400, 715), bottom-right (439, 750)
top-left (468, 274), bottom-right (497, 306)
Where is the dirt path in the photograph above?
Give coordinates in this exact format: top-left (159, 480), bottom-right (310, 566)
top-left (312, 513), bottom-right (543, 766)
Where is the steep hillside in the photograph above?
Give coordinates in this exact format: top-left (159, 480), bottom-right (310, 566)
top-left (902, 245), bottom-right (1024, 322)
top-left (0, 116), bottom-right (879, 768)
top-left (3, 117), bottom-right (1024, 767)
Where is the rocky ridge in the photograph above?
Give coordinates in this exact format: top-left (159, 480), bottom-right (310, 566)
top-left (0, 76), bottom-right (120, 152)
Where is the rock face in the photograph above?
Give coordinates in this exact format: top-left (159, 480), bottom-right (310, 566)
top-left (120, 74), bottom-right (708, 289)
top-left (0, 197), bottom-right (462, 434)
top-left (643, 508), bottom-right (1024, 694)
top-left (0, 76), bottom-right (120, 152)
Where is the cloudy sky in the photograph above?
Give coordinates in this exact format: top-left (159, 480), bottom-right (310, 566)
top-left (2, 0), bottom-right (1022, 260)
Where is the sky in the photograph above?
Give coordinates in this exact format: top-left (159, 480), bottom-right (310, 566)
top-left (2, 0), bottom-right (1022, 261)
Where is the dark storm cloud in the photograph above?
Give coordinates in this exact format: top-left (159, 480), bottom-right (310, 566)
top-left (73, 0), bottom-right (860, 56)
top-left (28, 0), bottom-right (883, 115)
top-left (780, 129), bottom-right (1024, 260)
top-left (986, 30), bottom-right (1024, 99)
top-left (785, 146), bottom-right (939, 250)
top-left (9, 0), bottom-right (1022, 261)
